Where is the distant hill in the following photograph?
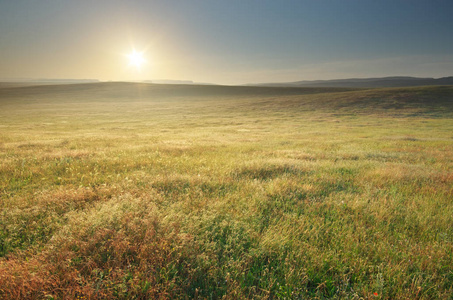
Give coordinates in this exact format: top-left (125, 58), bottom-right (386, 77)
top-left (249, 76), bottom-right (453, 88)
top-left (0, 78), bottom-right (99, 88)
top-left (143, 80), bottom-right (216, 85)
top-left (0, 81), bottom-right (355, 99)
top-left (144, 80), bottom-right (194, 85)
top-left (1, 82), bottom-right (451, 118)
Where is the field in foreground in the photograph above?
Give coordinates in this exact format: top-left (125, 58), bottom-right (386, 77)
top-left (0, 83), bottom-right (452, 299)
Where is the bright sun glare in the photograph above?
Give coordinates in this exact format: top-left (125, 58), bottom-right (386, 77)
top-left (127, 49), bottom-right (146, 70)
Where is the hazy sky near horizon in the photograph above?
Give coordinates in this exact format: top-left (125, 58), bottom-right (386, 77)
top-left (1, 0), bottom-right (452, 85)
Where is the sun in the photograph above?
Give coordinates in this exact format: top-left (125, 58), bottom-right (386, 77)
top-left (127, 49), bottom-right (146, 70)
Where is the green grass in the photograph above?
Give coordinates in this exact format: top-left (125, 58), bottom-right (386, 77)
top-left (0, 83), bottom-right (452, 299)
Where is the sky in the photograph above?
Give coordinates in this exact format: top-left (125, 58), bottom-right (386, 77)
top-left (1, 0), bottom-right (452, 85)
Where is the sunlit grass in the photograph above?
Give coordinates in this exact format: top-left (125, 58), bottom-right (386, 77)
top-left (0, 83), bottom-right (452, 299)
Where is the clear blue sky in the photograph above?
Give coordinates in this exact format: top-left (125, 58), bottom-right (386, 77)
top-left (1, 0), bottom-right (452, 84)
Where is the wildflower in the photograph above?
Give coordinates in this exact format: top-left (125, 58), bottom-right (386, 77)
top-left (373, 292), bottom-right (378, 296)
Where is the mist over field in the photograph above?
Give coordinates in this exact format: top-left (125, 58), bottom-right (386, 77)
top-left (0, 82), bottom-right (452, 299)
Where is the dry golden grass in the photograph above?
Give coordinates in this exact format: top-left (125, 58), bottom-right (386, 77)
top-left (0, 83), bottom-right (452, 299)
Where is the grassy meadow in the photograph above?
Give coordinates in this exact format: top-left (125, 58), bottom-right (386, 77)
top-left (0, 83), bottom-right (452, 299)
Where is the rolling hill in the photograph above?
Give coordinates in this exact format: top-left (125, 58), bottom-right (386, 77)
top-left (249, 76), bottom-right (453, 88)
